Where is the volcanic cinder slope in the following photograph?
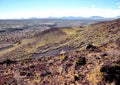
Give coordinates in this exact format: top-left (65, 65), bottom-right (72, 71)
top-left (0, 19), bottom-right (120, 85)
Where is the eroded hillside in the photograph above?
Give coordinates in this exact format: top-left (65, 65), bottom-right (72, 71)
top-left (0, 19), bottom-right (120, 85)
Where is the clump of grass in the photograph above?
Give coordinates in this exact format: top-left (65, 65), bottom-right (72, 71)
top-left (60, 54), bottom-right (66, 60)
top-left (60, 27), bottom-right (79, 35)
top-left (13, 41), bottom-right (21, 46)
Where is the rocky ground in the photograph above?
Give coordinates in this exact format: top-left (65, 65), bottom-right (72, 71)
top-left (0, 38), bottom-right (119, 85)
top-left (0, 19), bottom-right (120, 85)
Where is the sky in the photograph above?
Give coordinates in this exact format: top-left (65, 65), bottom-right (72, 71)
top-left (1, 0), bottom-right (120, 19)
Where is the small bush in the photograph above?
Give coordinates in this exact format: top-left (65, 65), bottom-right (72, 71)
top-left (0, 59), bottom-right (17, 65)
top-left (75, 57), bottom-right (86, 70)
top-left (76, 57), bottom-right (86, 65)
top-left (74, 75), bottom-right (80, 81)
top-left (100, 61), bottom-right (120, 85)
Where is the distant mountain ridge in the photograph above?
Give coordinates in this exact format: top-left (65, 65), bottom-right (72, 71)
top-left (30, 16), bottom-right (105, 20)
top-left (89, 16), bottom-right (105, 19)
top-left (0, 16), bottom-right (117, 20)
top-left (28, 16), bottom-right (114, 20)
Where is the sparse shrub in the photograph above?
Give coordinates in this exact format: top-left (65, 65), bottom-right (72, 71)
top-left (115, 60), bottom-right (120, 66)
top-left (100, 61), bottom-right (120, 85)
top-left (76, 57), bottom-right (86, 65)
top-left (26, 54), bottom-right (32, 60)
top-left (38, 57), bottom-right (44, 61)
top-left (74, 75), bottom-right (80, 81)
top-left (63, 62), bottom-right (73, 72)
top-left (30, 65), bottom-right (35, 69)
top-left (13, 41), bottom-right (21, 46)
top-left (20, 71), bottom-right (27, 76)
top-left (62, 55), bottom-right (68, 62)
top-left (0, 59), bottom-right (17, 65)
top-left (27, 72), bottom-right (33, 77)
top-left (86, 44), bottom-right (98, 51)
top-left (101, 53), bottom-right (108, 57)
top-left (75, 57), bottom-right (86, 70)
top-left (60, 54), bottom-right (66, 61)
top-left (66, 63), bottom-right (73, 67)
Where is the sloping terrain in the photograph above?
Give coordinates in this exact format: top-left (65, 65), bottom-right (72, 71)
top-left (0, 27), bottom-right (80, 60)
top-left (0, 19), bottom-right (120, 85)
top-left (0, 38), bottom-right (119, 85)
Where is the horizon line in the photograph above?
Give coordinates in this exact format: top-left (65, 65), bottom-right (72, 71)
top-left (0, 15), bottom-right (118, 20)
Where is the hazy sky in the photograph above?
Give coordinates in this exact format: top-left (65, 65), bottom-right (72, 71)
top-left (1, 0), bottom-right (120, 19)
